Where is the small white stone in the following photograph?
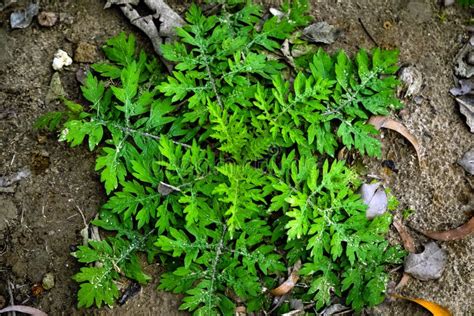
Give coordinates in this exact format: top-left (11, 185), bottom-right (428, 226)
top-left (52, 49), bottom-right (72, 71)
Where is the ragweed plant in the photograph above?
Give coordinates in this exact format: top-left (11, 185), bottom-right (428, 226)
top-left (37, 0), bottom-right (406, 314)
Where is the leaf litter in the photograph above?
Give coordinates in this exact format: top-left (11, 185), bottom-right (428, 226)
top-left (368, 116), bottom-right (423, 165)
top-left (359, 182), bottom-right (388, 219)
top-left (420, 216), bottom-right (474, 241)
top-left (391, 294), bottom-right (452, 316)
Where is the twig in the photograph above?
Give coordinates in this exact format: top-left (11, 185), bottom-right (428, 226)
top-left (75, 205), bottom-right (88, 227)
top-left (99, 120), bottom-right (192, 148)
top-left (7, 280), bottom-right (16, 316)
top-left (358, 18), bottom-right (379, 46)
top-left (206, 64), bottom-right (224, 109)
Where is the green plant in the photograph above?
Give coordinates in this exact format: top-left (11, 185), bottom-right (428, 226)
top-left (402, 208), bottom-right (415, 219)
top-left (37, 0), bottom-right (406, 314)
top-left (457, 0), bottom-right (474, 6)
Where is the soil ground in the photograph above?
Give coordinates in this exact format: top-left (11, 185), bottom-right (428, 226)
top-left (0, 0), bottom-right (472, 315)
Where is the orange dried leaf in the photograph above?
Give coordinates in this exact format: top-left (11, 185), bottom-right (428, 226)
top-left (422, 217), bottom-right (474, 241)
top-left (368, 116), bottom-right (422, 165)
top-left (270, 271), bottom-right (299, 296)
top-left (391, 294), bottom-right (452, 316)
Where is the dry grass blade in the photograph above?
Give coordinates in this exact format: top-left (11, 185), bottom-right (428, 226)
top-left (368, 116), bottom-right (422, 165)
top-left (391, 294), bottom-right (452, 316)
top-left (421, 216), bottom-right (474, 241)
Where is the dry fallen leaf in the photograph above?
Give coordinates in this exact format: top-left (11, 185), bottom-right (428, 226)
top-left (421, 217), bottom-right (474, 241)
top-left (404, 242), bottom-right (447, 281)
top-left (270, 261), bottom-right (301, 296)
top-left (391, 294), bottom-right (452, 316)
top-left (360, 182), bottom-right (388, 219)
top-left (394, 272), bottom-right (411, 290)
top-left (368, 116), bottom-right (422, 165)
top-left (393, 219), bottom-right (416, 252)
top-left (0, 305), bottom-right (48, 316)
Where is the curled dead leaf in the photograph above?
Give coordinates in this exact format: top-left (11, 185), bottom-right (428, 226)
top-left (391, 294), bottom-right (452, 316)
top-left (404, 242), bottom-right (447, 281)
top-left (0, 305), bottom-right (48, 316)
top-left (368, 116), bottom-right (422, 166)
top-left (270, 261), bottom-right (301, 296)
top-left (393, 219), bottom-right (416, 252)
top-left (394, 272), bottom-right (411, 290)
top-left (420, 217), bottom-right (474, 241)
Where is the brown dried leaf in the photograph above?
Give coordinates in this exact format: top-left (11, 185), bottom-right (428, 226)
top-left (421, 217), bottom-right (474, 241)
top-left (0, 305), bottom-right (48, 316)
top-left (394, 272), bottom-right (411, 290)
top-left (270, 260), bottom-right (301, 296)
top-left (393, 219), bottom-right (416, 252)
top-left (368, 116), bottom-right (423, 165)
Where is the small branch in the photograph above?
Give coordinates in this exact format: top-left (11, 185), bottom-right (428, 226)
top-left (358, 18), bottom-right (379, 47)
top-left (99, 120), bottom-right (191, 148)
top-left (206, 64), bottom-right (224, 109)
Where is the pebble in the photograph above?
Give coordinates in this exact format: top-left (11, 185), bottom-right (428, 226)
top-left (467, 51), bottom-right (474, 66)
top-left (42, 273), bottom-right (55, 290)
top-left (74, 42), bottom-right (99, 63)
top-left (10, 2), bottom-right (39, 29)
top-left (45, 72), bottom-right (65, 104)
top-left (399, 66), bottom-right (423, 98)
top-left (37, 11), bottom-right (58, 27)
top-left (52, 49), bottom-right (72, 71)
top-left (458, 148), bottom-right (474, 175)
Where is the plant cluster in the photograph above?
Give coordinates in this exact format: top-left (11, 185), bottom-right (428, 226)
top-left (37, 0), bottom-right (406, 314)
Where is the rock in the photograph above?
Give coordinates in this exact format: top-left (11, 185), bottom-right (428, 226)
top-left (398, 66), bottom-right (423, 98)
top-left (10, 2), bottom-right (39, 29)
top-left (42, 273), bottom-right (55, 290)
top-left (302, 22), bottom-right (340, 45)
top-left (74, 42), bottom-right (99, 63)
top-left (404, 242), bottom-right (447, 281)
top-left (468, 51), bottom-right (474, 66)
top-left (456, 96), bottom-right (474, 132)
top-left (104, 0), bottom-right (140, 9)
top-left (45, 72), bottom-right (65, 104)
top-left (75, 65), bottom-right (90, 84)
top-left (37, 11), bottom-right (58, 27)
top-left (458, 148), bottom-right (474, 175)
top-left (360, 182), bottom-right (388, 219)
top-left (0, 198), bottom-right (17, 231)
top-left (450, 78), bottom-right (474, 96)
top-left (52, 49), bottom-right (72, 71)
top-left (444, 0), bottom-right (455, 6)
top-left (454, 40), bottom-right (474, 78)
top-left (0, 168), bottom-right (31, 188)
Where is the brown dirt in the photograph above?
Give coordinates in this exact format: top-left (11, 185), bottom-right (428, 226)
top-left (0, 0), bottom-right (472, 315)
